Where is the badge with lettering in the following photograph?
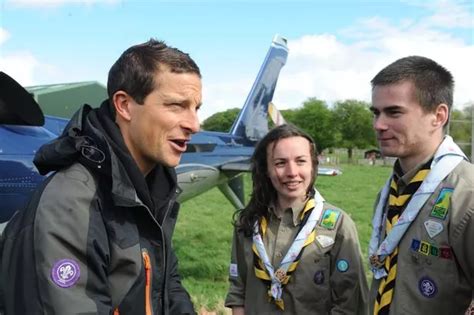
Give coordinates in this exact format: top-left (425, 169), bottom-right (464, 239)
top-left (430, 245), bottom-right (439, 257)
top-left (313, 270), bottom-right (325, 285)
top-left (336, 259), bottom-right (349, 272)
top-left (411, 239), bottom-right (442, 258)
top-left (430, 188), bottom-right (453, 220)
top-left (229, 263), bottom-right (238, 277)
top-left (419, 241), bottom-right (431, 255)
top-left (51, 259), bottom-right (81, 288)
top-left (411, 239), bottom-right (421, 251)
top-left (320, 209), bottom-right (340, 230)
top-left (424, 220), bottom-right (444, 239)
top-left (418, 276), bottom-right (437, 298)
top-left (316, 235), bottom-right (335, 248)
top-left (440, 247), bottom-right (453, 259)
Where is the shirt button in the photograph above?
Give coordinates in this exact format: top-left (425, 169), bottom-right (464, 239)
top-left (276, 252), bottom-right (283, 258)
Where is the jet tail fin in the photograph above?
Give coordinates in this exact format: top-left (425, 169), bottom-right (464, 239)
top-left (268, 102), bottom-right (286, 126)
top-left (229, 35), bottom-right (289, 145)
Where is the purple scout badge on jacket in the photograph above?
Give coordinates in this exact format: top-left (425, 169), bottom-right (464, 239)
top-left (51, 259), bottom-right (81, 288)
top-left (418, 276), bottom-right (437, 298)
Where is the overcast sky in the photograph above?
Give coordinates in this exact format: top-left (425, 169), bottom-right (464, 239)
top-left (0, 0), bottom-right (472, 120)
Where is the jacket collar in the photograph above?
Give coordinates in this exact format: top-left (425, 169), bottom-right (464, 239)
top-left (34, 101), bottom-right (178, 213)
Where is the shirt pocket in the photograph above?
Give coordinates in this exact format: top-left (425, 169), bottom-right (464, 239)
top-left (289, 244), bottom-right (331, 312)
top-left (398, 249), bottom-right (456, 314)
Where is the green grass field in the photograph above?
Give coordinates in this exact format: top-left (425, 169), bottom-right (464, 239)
top-left (174, 164), bottom-right (392, 313)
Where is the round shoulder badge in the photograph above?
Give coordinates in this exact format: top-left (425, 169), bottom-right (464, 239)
top-left (418, 276), bottom-right (437, 298)
top-left (336, 259), bottom-right (349, 273)
top-left (51, 259), bottom-right (81, 288)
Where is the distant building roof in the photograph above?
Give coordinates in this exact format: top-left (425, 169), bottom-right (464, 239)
top-left (364, 149), bottom-right (382, 159)
top-left (27, 81), bottom-right (105, 95)
top-left (26, 81), bottom-right (107, 118)
top-left (364, 149), bottom-right (381, 154)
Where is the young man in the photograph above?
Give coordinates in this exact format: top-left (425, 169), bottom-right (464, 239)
top-left (368, 56), bottom-right (473, 315)
top-left (0, 39), bottom-right (202, 314)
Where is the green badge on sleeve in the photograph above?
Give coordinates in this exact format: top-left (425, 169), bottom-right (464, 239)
top-left (430, 188), bottom-right (453, 220)
top-left (320, 209), bottom-right (340, 229)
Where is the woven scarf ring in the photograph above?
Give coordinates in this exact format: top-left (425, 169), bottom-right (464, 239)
top-left (374, 160), bottom-right (431, 315)
top-left (252, 198), bottom-right (317, 310)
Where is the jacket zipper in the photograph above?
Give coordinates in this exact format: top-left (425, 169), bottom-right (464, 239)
top-left (161, 195), bottom-right (177, 290)
top-left (135, 191), bottom-right (177, 313)
top-left (142, 249), bottom-right (153, 315)
top-left (141, 194), bottom-right (177, 283)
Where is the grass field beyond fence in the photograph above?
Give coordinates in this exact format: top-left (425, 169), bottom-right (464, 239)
top-left (174, 164), bottom-right (392, 313)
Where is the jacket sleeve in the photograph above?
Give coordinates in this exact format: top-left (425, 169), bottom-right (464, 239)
top-left (167, 245), bottom-right (196, 315)
top-left (2, 167), bottom-right (113, 314)
top-left (225, 227), bottom-right (246, 308)
top-left (329, 213), bottom-right (369, 315)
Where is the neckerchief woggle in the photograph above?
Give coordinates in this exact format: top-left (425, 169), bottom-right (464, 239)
top-left (368, 136), bottom-right (467, 279)
top-left (252, 189), bottom-right (325, 306)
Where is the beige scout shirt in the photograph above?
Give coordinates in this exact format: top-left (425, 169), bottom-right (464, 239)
top-left (369, 159), bottom-right (474, 315)
top-left (225, 201), bottom-right (368, 315)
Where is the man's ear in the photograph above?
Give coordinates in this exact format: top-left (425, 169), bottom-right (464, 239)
top-left (432, 103), bottom-right (449, 129)
top-left (112, 91), bottom-right (133, 122)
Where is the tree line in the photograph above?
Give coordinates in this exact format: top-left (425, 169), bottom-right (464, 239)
top-left (202, 98), bottom-right (473, 159)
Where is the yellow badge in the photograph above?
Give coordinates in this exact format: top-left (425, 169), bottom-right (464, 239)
top-left (419, 241), bottom-right (431, 255)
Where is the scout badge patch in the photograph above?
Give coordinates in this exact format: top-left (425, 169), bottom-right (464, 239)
top-left (319, 209), bottom-right (340, 229)
top-left (336, 259), bottom-right (349, 272)
top-left (410, 239), bottom-right (452, 259)
top-left (313, 270), bottom-right (324, 284)
top-left (316, 235), bottom-right (335, 248)
top-left (424, 220), bottom-right (443, 239)
top-left (229, 263), bottom-right (238, 277)
top-left (51, 258), bottom-right (81, 288)
top-left (430, 188), bottom-right (453, 220)
top-left (418, 276), bottom-right (437, 298)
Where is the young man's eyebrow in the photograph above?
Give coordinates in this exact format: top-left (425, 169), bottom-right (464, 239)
top-left (370, 105), bottom-right (403, 112)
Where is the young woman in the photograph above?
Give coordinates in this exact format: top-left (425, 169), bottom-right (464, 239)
top-left (225, 124), bottom-right (368, 314)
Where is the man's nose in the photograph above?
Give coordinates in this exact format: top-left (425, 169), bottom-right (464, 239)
top-left (373, 115), bottom-right (387, 131)
top-left (182, 109), bottom-right (200, 134)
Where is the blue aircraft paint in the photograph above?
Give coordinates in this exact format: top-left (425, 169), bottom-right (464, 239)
top-left (0, 126), bottom-right (55, 221)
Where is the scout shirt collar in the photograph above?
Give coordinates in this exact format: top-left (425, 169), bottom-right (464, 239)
top-left (394, 153), bottom-right (434, 190)
top-left (270, 198), bottom-right (307, 226)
